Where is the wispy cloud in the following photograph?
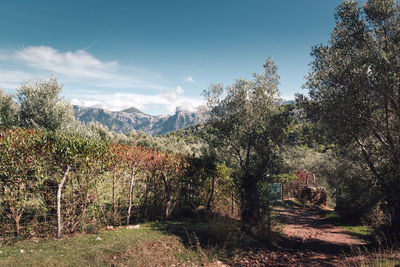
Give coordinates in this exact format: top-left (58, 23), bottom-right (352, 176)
top-left (184, 76), bottom-right (194, 82)
top-left (0, 69), bottom-right (36, 90)
top-left (0, 46), bottom-right (203, 114)
top-left (15, 46), bottom-right (117, 80)
top-left (10, 46), bottom-right (168, 90)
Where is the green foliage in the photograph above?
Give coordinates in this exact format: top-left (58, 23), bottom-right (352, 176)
top-left (0, 89), bottom-right (18, 128)
top-left (0, 127), bottom-right (197, 237)
top-left (17, 75), bottom-right (74, 131)
top-left (125, 127), bottom-right (204, 156)
top-left (302, 0), bottom-right (400, 231)
top-left (203, 59), bottom-right (289, 230)
top-left (0, 128), bottom-right (48, 235)
top-left (270, 173), bottom-right (297, 183)
top-left (285, 103), bottom-right (331, 149)
top-left (330, 147), bottom-right (382, 225)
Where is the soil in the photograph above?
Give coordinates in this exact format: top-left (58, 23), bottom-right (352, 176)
top-left (230, 203), bottom-right (364, 266)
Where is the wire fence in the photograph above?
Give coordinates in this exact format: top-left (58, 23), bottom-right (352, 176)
top-left (0, 179), bottom-right (171, 241)
top-left (0, 174), bottom-right (211, 243)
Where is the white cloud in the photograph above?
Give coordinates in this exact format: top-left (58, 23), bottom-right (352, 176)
top-left (11, 46), bottom-right (167, 90)
top-left (0, 46), bottom-right (203, 114)
top-left (15, 46), bottom-right (117, 79)
top-left (184, 76), bottom-right (194, 82)
top-left (0, 69), bottom-right (36, 89)
top-left (0, 51), bottom-right (9, 61)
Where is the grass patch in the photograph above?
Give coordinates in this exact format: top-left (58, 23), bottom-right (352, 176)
top-left (0, 224), bottom-right (201, 267)
top-left (0, 218), bottom-right (264, 266)
top-left (324, 211), bottom-right (372, 242)
top-left (342, 225), bottom-right (372, 237)
top-left (151, 217), bottom-right (266, 261)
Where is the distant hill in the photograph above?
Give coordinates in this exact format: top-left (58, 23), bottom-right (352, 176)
top-left (73, 105), bottom-right (206, 135)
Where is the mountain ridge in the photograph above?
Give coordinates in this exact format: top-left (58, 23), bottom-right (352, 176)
top-left (73, 105), bottom-right (206, 135)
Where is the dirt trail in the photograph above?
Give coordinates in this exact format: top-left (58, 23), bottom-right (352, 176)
top-left (231, 204), bottom-right (364, 266)
top-left (279, 204), bottom-right (361, 246)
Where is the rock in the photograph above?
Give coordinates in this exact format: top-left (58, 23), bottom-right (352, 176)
top-left (19, 249), bottom-right (25, 254)
top-left (126, 224), bottom-right (140, 229)
top-left (106, 225), bottom-right (114, 230)
top-left (96, 236), bottom-right (102, 241)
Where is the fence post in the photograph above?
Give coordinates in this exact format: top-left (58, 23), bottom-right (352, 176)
top-left (126, 166), bottom-right (136, 226)
top-left (57, 165), bottom-right (70, 238)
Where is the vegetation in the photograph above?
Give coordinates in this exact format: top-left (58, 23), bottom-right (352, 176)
top-left (0, 223), bottom-right (201, 267)
top-left (203, 58), bottom-right (288, 233)
top-left (1, 0), bottom-right (400, 265)
top-left (17, 75), bottom-right (74, 131)
top-left (300, 0), bottom-right (400, 231)
top-left (325, 211), bottom-right (372, 241)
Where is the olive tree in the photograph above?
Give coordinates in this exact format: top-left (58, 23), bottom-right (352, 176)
top-left (17, 75), bottom-right (74, 131)
top-left (203, 59), bottom-right (288, 231)
top-left (0, 89), bottom-right (18, 128)
top-left (303, 0), bottom-right (400, 231)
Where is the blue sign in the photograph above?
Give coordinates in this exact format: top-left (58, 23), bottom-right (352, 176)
top-left (269, 183), bottom-right (282, 201)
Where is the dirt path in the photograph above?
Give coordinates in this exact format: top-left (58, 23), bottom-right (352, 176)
top-left (231, 204), bottom-right (364, 266)
top-left (279, 204), bottom-right (361, 246)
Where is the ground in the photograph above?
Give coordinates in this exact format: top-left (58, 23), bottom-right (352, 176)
top-left (1, 203), bottom-right (399, 266)
top-left (230, 202), bottom-right (367, 266)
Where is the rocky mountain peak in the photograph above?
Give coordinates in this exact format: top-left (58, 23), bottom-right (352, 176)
top-left (73, 105), bottom-right (206, 135)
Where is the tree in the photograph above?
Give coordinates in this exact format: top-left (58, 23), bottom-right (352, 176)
top-left (17, 75), bottom-right (73, 131)
top-left (303, 0), bottom-right (400, 231)
top-left (0, 89), bottom-right (18, 128)
top-left (203, 59), bottom-right (288, 231)
top-left (0, 128), bottom-right (47, 235)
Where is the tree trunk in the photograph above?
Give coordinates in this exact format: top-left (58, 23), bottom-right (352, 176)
top-left (13, 210), bottom-right (22, 236)
top-left (126, 167), bottom-right (136, 226)
top-left (241, 175), bottom-right (260, 232)
top-left (390, 203), bottom-right (400, 233)
top-left (162, 172), bottom-right (172, 220)
top-left (9, 194), bottom-right (26, 236)
top-left (57, 165), bottom-right (70, 238)
top-left (231, 191), bottom-right (234, 216)
top-left (15, 218), bottom-right (21, 236)
top-left (206, 175), bottom-right (215, 211)
top-left (112, 171), bottom-right (116, 225)
top-left (142, 175), bottom-right (150, 218)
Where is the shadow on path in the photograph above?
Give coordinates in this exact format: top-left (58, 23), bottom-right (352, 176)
top-left (149, 204), bottom-right (368, 266)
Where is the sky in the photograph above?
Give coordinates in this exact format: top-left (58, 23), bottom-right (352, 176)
top-left (0, 0), bottom-right (343, 115)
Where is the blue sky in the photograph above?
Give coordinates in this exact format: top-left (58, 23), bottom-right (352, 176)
top-left (0, 0), bottom-right (342, 115)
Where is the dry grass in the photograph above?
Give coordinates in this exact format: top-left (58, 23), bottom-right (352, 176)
top-left (344, 233), bottom-right (400, 266)
top-left (0, 224), bottom-right (202, 267)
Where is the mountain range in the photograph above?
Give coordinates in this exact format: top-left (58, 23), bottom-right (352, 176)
top-left (73, 105), bottom-right (206, 135)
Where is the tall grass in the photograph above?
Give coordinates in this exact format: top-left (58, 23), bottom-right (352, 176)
top-left (344, 231), bottom-right (400, 266)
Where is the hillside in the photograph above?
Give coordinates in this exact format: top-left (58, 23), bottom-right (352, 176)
top-left (73, 105), bottom-right (206, 135)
